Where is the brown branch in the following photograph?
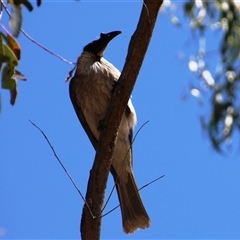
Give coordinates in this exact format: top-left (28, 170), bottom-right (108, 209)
top-left (80, 1), bottom-right (163, 239)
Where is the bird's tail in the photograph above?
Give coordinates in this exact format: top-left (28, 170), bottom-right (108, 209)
top-left (113, 170), bottom-right (150, 234)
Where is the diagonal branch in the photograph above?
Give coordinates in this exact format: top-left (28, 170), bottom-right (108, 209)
top-left (80, 1), bottom-right (163, 239)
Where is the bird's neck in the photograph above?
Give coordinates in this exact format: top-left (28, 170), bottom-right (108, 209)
top-left (76, 51), bottom-right (120, 77)
top-left (76, 52), bottom-right (101, 75)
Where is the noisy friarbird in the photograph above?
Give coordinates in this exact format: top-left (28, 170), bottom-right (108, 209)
top-left (69, 31), bottom-right (150, 234)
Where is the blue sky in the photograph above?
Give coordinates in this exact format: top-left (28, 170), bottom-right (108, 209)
top-left (1, 1), bottom-right (240, 239)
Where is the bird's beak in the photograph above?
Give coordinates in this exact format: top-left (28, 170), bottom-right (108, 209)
top-left (100, 31), bottom-right (122, 43)
top-left (97, 31), bottom-right (122, 57)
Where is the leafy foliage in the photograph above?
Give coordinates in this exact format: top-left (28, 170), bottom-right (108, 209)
top-left (0, 0), bottom-right (40, 109)
top-left (165, 0), bottom-right (240, 151)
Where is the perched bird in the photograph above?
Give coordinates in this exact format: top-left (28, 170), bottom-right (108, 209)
top-left (69, 31), bottom-right (150, 234)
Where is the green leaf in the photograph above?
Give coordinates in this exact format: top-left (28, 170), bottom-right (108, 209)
top-left (1, 65), bottom-right (16, 90)
top-left (2, 44), bottom-right (18, 67)
top-left (0, 38), bottom-right (17, 68)
top-left (1, 65), bottom-right (18, 105)
top-left (7, 33), bottom-right (21, 60)
top-left (9, 3), bottom-right (22, 37)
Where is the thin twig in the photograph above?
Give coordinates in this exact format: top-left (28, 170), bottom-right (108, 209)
top-left (138, 174), bottom-right (165, 191)
top-left (65, 65), bottom-right (77, 82)
top-left (1, 1), bottom-right (74, 65)
top-left (21, 29), bottom-right (74, 65)
top-left (29, 120), bottom-right (95, 218)
top-left (132, 120), bottom-right (149, 145)
top-left (99, 174), bottom-right (165, 219)
top-left (100, 178), bottom-right (116, 214)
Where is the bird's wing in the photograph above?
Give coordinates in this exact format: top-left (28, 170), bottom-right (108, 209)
top-left (69, 76), bottom-right (98, 151)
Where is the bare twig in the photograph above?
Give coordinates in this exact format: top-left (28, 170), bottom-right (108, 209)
top-left (20, 29), bottom-right (74, 65)
top-left (1, 1), bottom-right (74, 65)
top-left (132, 120), bottom-right (149, 144)
top-left (138, 174), bottom-right (165, 191)
top-left (29, 120), bottom-right (94, 218)
top-left (65, 65), bottom-right (77, 82)
top-left (100, 174), bottom-right (165, 219)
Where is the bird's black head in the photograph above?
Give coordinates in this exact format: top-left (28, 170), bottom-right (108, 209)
top-left (83, 31), bottom-right (122, 58)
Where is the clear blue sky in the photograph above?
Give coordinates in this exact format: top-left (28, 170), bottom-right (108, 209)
top-left (1, 1), bottom-right (240, 239)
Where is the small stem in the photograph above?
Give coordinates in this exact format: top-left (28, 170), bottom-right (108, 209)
top-left (1, 1), bottom-right (73, 65)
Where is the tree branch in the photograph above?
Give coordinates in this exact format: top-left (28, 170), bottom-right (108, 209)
top-left (80, 1), bottom-right (163, 239)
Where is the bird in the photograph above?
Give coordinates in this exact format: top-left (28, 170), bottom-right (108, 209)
top-left (69, 31), bottom-right (150, 234)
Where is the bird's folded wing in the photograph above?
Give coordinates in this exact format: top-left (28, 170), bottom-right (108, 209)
top-left (69, 76), bottom-right (98, 151)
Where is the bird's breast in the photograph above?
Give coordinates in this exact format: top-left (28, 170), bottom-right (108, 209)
top-left (76, 54), bottom-right (136, 141)
top-left (78, 63), bottom-right (116, 139)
